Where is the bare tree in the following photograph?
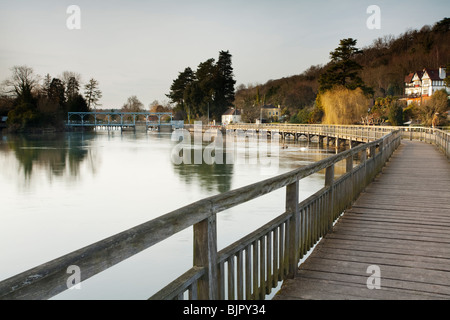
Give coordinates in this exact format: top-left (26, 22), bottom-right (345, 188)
top-left (60, 71), bottom-right (82, 101)
top-left (122, 95), bottom-right (144, 112)
top-left (2, 65), bottom-right (40, 99)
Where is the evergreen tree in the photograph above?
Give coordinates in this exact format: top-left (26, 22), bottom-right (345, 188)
top-left (48, 78), bottom-right (66, 107)
top-left (318, 38), bottom-right (373, 95)
top-left (84, 78), bottom-right (102, 110)
top-left (214, 50), bottom-right (236, 120)
top-left (166, 67), bottom-right (195, 108)
top-left (66, 94), bottom-right (89, 113)
top-left (189, 58), bottom-right (216, 118)
top-left (43, 73), bottom-right (52, 97)
top-left (66, 76), bottom-right (80, 101)
top-left (166, 50), bottom-right (235, 122)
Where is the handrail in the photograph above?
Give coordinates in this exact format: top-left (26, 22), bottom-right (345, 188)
top-left (399, 126), bottom-right (449, 158)
top-left (227, 123), bottom-right (449, 159)
top-left (0, 126), bottom-right (407, 300)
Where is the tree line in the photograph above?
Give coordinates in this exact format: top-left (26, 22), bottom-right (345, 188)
top-left (0, 65), bottom-right (102, 132)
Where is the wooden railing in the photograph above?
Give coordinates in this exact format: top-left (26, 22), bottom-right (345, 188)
top-left (150, 129), bottom-right (401, 300)
top-left (0, 126), bottom-right (402, 300)
top-left (227, 123), bottom-right (449, 159)
top-left (226, 123), bottom-right (394, 142)
top-left (400, 127), bottom-right (450, 158)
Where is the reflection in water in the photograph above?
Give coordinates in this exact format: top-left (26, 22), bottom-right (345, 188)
top-left (0, 133), bottom-right (98, 183)
top-left (173, 161), bottom-right (234, 194)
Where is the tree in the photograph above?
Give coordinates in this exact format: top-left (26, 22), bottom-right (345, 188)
top-left (388, 100), bottom-right (405, 126)
top-left (240, 94), bottom-right (259, 123)
top-left (2, 65), bottom-right (40, 103)
top-left (418, 89), bottom-right (449, 126)
top-left (318, 38), bottom-right (373, 95)
top-left (214, 50), bottom-right (236, 120)
top-left (60, 71), bottom-right (82, 101)
top-left (166, 50), bottom-right (236, 122)
top-left (84, 78), bottom-right (102, 110)
top-left (42, 73), bottom-right (52, 97)
top-left (122, 96), bottom-right (144, 112)
top-left (121, 96), bottom-right (144, 121)
top-left (48, 78), bottom-right (66, 107)
top-left (66, 77), bottom-right (80, 101)
top-left (290, 108), bottom-right (312, 124)
top-left (321, 86), bottom-right (369, 125)
top-left (67, 94), bottom-right (89, 113)
top-left (0, 95), bottom-right (14, 117)
top-left (184, 58), bottom-right (216, 119)
top-left (166, 67), bottom-right (195, 108)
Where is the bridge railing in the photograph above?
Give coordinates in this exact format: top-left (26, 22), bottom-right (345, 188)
top-left (0, 127), bottom-right (402, 300)
top-left (226, 123), bottom-right (395, 142)
top-left (227, 124), bottom-right (449, 158)
top-left (400, 127), bottom-right (450, 158)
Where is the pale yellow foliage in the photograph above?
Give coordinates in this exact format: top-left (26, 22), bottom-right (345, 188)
top-left (321, 87), bottom-right (369, 125)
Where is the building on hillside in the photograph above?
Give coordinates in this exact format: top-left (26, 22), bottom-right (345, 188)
top-left (259, 104), bottom-right (281, 123)
top-left (221, 108), bottom-right (241, 125)
top-left (404, 67), bottom-right (449, 105)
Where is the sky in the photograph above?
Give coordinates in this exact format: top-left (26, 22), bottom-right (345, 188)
top-left (0, 0), bottom-right (448, 109)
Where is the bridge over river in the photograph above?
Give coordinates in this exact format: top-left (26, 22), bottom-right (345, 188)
top-left (0, 125), bottom-right (449, 300)
top-left (65, 111), bottom-right (183, 132)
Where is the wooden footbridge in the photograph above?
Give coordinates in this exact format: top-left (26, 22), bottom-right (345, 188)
top-left (0, 125), bottom-right (449, 300)
top-left (274, 138), bottom-right (450, 300)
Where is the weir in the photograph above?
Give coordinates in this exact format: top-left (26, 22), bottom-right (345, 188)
top-left (65, 111), bottom-right (179, 132)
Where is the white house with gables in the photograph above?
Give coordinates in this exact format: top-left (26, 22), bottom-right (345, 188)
top-left (404, 67), bottom-right (449, 105)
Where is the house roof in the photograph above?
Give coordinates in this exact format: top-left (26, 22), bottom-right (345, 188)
top-left (422, 68), bottom-right (442, 81)
top-left (404, 73), bottom-right (414, 83)
top-left (260, 104), bottom-right (279, 109)
top-left (412, 71), bottom-right (424, 81)
top-left (222, 109), bottom-right (241, 116)
top-left (406, 68), bottom-right (446, 83)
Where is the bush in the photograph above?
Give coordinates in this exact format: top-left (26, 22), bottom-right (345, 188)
top-left (388, 101), bottom-right (404, 126)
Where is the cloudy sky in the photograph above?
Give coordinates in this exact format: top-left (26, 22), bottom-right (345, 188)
top-left (0, 0), bottom-right (448, 108)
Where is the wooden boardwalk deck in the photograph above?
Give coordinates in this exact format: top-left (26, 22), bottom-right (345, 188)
top-left (274, 140), bottom-right (450, 300)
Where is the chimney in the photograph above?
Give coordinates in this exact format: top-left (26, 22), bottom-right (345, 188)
top-left (439, 66), bottom-right (446, 80)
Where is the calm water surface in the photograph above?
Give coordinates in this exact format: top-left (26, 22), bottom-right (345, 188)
top-left (0, 130), bottom-right (345, 299)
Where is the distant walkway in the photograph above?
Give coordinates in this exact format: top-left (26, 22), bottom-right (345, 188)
top-left (274, 140), bottom-right (450, 300)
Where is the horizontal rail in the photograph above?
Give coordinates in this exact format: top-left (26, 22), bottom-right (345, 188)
top-left (0, 126), bottom-right (406, 300)
top-left (400, 127), bottom-right (450, 158)
top-left (149, 267), bottom-right (206, 300)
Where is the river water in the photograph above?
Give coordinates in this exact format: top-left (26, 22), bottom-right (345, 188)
top-left (0, 130), bottom-right (346, 299)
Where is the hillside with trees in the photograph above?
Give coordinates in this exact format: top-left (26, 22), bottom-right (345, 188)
top-left (235, 17), bottom-right (450, 125)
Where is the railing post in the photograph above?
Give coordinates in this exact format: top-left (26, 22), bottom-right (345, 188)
top-left (286, 180), bottom-right (299, 279)
top-left (346, 154), bottom-right (353, 173)
top-left (193, 214), bottom-right (218, 300)
top-left (325, 164), bottom-right (335, 231)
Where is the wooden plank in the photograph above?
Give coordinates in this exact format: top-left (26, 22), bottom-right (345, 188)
top-left (273, 277), bottom-right (448, 300)
top-left (274, 140), bottom-right (450, 300)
